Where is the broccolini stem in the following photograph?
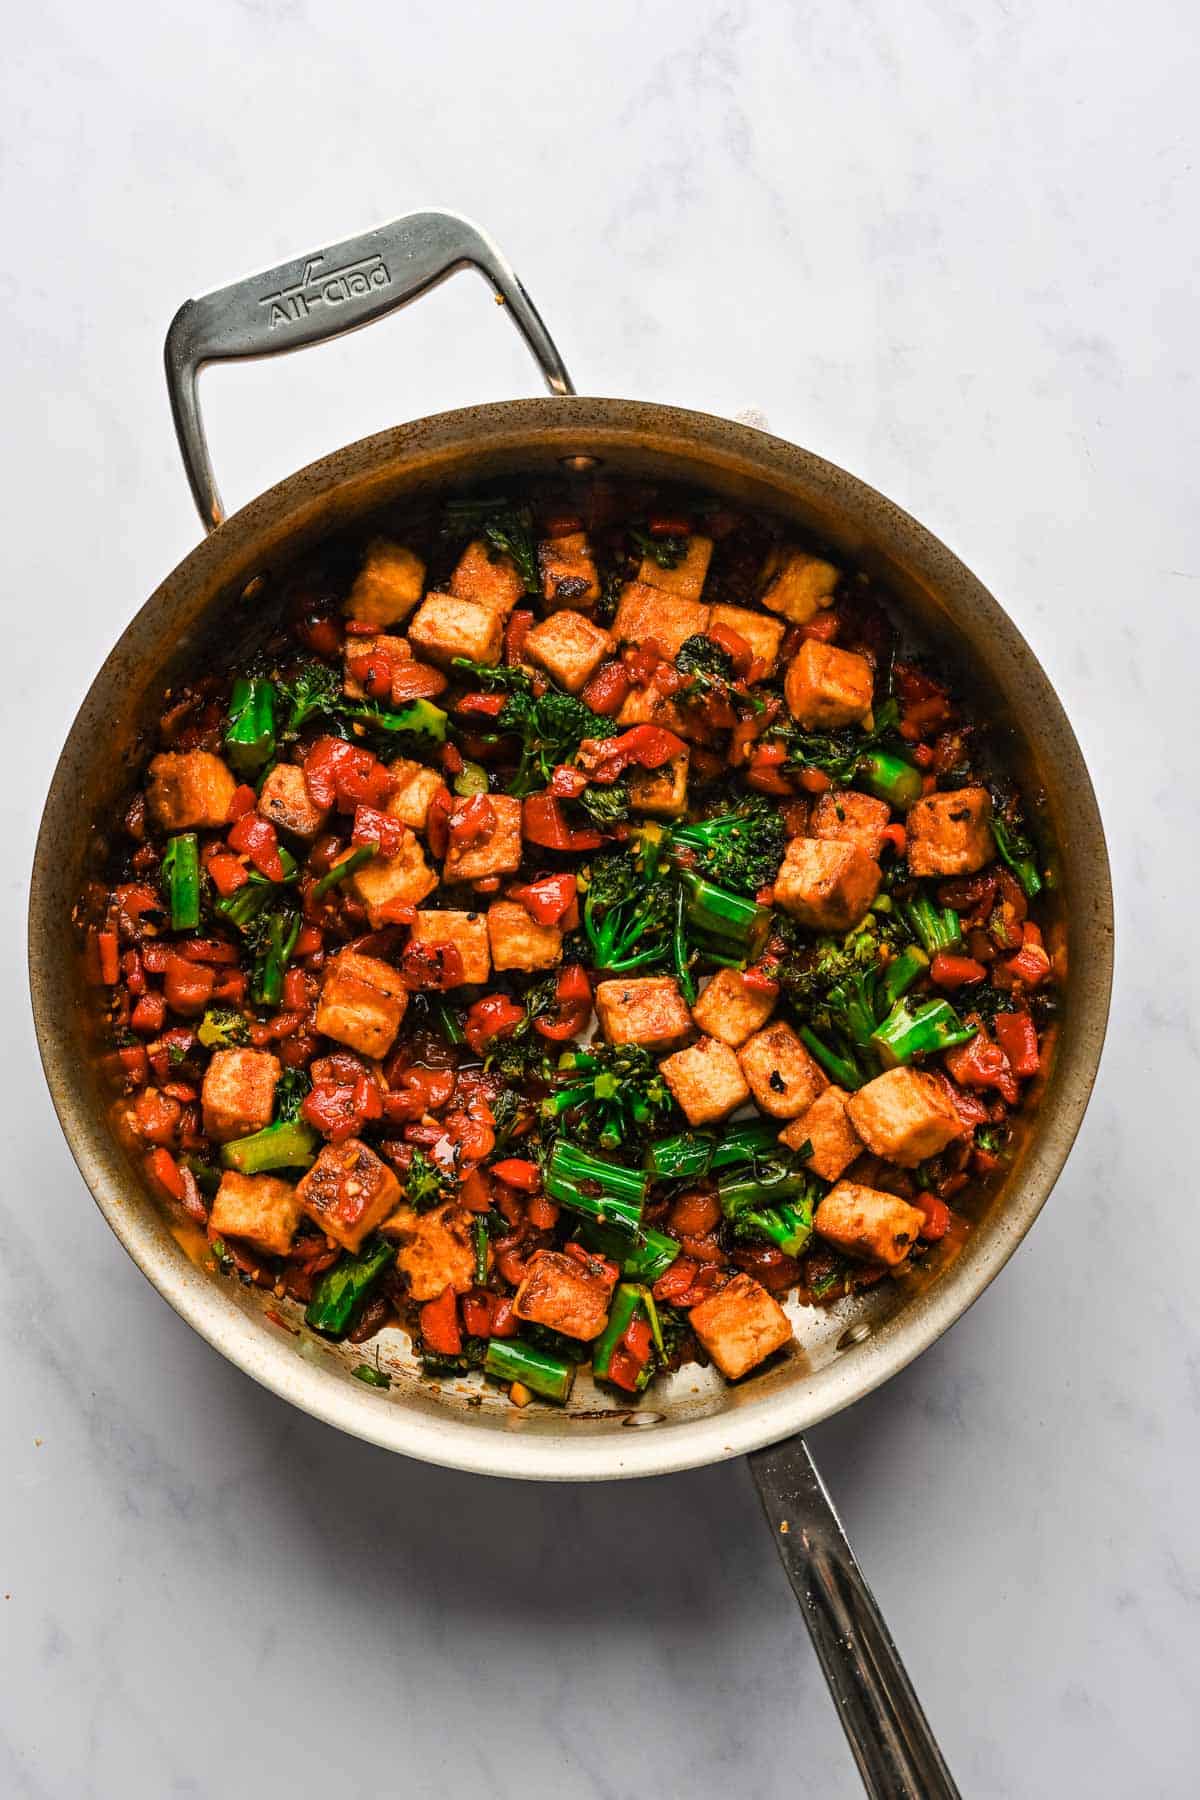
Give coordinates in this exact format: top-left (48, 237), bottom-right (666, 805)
top-left (903, 895), bottom-right (963, 955)
top-left (473, 1217), bottom-right (490, 1285)
top-left (543, 1140), bottom-right (647, 1236)
top-left (305, 1239), bottom-right (396, 1337)
top-left (870, 996), bottom-right (977, 1067)
top-left (858, 750), bottom-right (923, 811)
top-left (991, 816), bottom-right (1043, 899)
top-left (575, 1220), bottom-right (680, 1281)
top-left (224, 678), bottom-right (276, 775)
top-left (252, 911), bottom-right (301, 1007)
top-left (220, 1118), bottom-right (319, 1174)
top-left (312, 844), bottom-right (377, 899)
top-left (484, 1338), bottom-right (575, 1403)
top-left (672, 881), bottom-right (697, 1004)
top-left (161, 833), bottom-right (201, 932)
top-left (797, 1024), bottom-right (865, 1090)
top-left (880, 945), bottom-right (930, 1009)
top-left (591, 1284), bottom-right (648, 1385)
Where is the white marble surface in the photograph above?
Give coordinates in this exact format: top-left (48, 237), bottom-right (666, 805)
top-left (4, 2), bottom-right (1198, 1793)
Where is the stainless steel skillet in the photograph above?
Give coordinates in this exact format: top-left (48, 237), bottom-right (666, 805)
top-left (29, 210), bottom-right (1113, 1798)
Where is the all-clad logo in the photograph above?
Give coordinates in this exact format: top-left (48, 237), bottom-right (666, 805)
top-left (259, 252), bottom-right (390, 327)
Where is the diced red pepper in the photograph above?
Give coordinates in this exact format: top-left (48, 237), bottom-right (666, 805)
top-left (390, 662), bottom-right (448, 701)
top-left (346, 646), bottom-right (395, 700)
top-left (799, 611), bottom-right (839, 643)
top-left (525, 1191), bottom-right (560, 1230)
top-left (914, 1192), bottom-right (952, 1241)
top-left (504, 610), bottom-right (534, 665)
top-left (489, 1158), bottom-right (540, 1191)
top-left (746, 741), bottom-right (793, 796)
top-left (508, 871), bottom-right (577, 926)
top-left (303, 736), bottom-right (393, 812)
top-left (175, 939), bottom-right (241, 964)
top-left (227, 812), bottom-right (287, 882)
top-left (144, 1145), bottom-right (186, 1202)
top-left (741, 963), bottom-right (781, 997)
top-left (351, 804), bottom-right (406, 858)
top-left (419, 1286), bottom-right (462, 1356)
top-left (131, 991), bottom-right (167, 1036)
top-left (227, 784), bottom-right (258, 821)
top-left (96, 929), bottom-right (120, 986)
top-left (400, 939), bottom-right (465, 991)
top-left (463, 994), bottom-right (526, 1056)
top-left (455, 692), bottom-right (508, 718)
top-left (448, 793), bottom-right (496, 848)
top-left (522, 793), bottom-right (603, 852)
top-left (943, 1023), bottom-right (1019, 1105)
top-left (706, 621), bottom-right (753, 675)
top-left (206, 853), bottom-right (248, 897)
top-left (162, 955), bottom-right (216, 1017)
top-left (533, 963), bottom-right (592, 1042)
top-left (425, 786), bottom-right (454, 861)
top-left (930, 952), bottom-right (988, 989)
top-left (578, 724), bottom-right (685, 782)
top-left (548, 764), bottom-right (590, 800)
top-left (582, 661), bottom-right (632, 716)
top-left (881, 823), bottom-right (907, 856)
top-left (116, 1043), bottom-right (150, 1086)
top-left (994, 1011), bottom-right (1040, 1079)
top-left (457, 1168), bottom-right (493, 1214)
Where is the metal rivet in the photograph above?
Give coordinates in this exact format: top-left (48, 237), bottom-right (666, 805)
top-left (621, 1410), bottom-right (665, 1427)
top-left (241, 574), bottom-right (268, 603)
top-left (837, 1322), bottom-right (872, 1350)
top-left (560, 454), bottom-right (601, 472)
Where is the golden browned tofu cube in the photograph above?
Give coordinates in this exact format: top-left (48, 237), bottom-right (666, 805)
top-left (738, 1022), bottom-right (828, 1119)
top-left (637, 534), bottom-right (713, 602)
top-left (612, 581), bottom-right (711, 657)
top-left (809, 789), bottom-right (892, 861)
top-left (146, 750), bottom-right (236, 831)
top-left (539, 531), bottom-right (601, 609)
top-left (773, 837), bottom-right (881, 930)
top-left (524, 609), bottom-right (613, 693)
top-left (691, 967), bottom-right (776, 1047)
top-left (514, 1249), bottom-right (617, 1341)
top-left (383, 1200), bottom-right (481, 1300)
top-left (407, 909), bottom-right (491, 985)
top-left (342, 632), bottom-right (411, 698)
top-left (487, 900), bottom-right (563, 972)
top-left (315, 948), bottom-right (408, 1059)
top-left (595, 976), bottom-right (693, 1053)
top-left (297, 1137), bottom-right (402, 1254)
top-left (344, 537), bottom-right (426, 626)
top-left (629, 750), bottom-right (689, 818)
top-left (779, 1085), bottom-right (863, 1182)
top-left (201, 1047), bottom-right (280, 1143)
top-left (784, 639), bottom-right (874, 728)
top-left (845, 1068), bottom-right (964, 1167)
top-left (760, 544), bottom-right (840, 623)
top-left (615, 679), bottom-right (692, 738)
top-left (349, 829), bottom-right (438, 927)
top-left (450, 539), bottom-right (525, 618)
top-left (257, 762), bottom-right (328, 839)
top-left (442, 794), bottom-right (522, 884)
top-left (660, 1036), bottom-right (751, 1126)
top-left (689, 1273), bottom-right (792, 1380)
top-left (210, 1171), bottom-right (302, 1258)
top-left (385, 756), bottom-right (445, 832)
top-left (707, 602), bottom-right (786, 676)
top-left (815, 1181), bottom-right (926, 1267)
top-left (906, 786), bottom-right (995, 877)
top-left (407, 593), bottom-right (504, 668)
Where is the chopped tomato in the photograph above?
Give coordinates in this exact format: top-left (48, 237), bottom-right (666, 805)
top-left (464, 994), bottom-right (526, 1055)
top-left (578, 724), bottom-right (685, 782)
top-left (448, 792), bottom-right (496, 848)
top-left (303, 736), bottom-right (393, 811)
top-left (303, 1075), bottom-right (382, 1144)
top-left (346, 646), bottom-right (395, 700)
top-left (548, 764), bottom-right (590, 799)
top-left (522, 793), bottom-right (603, 852)
top-left (351, 805), bottom-right (406, 858)
top-left (227, 812), bottom-right (286, 881)
top-left (746, 742), bottom-right (793, 795)
top-left (400, 938), bottom-right (465, 991)
top-left (381, 1067), bottom-right (456, 1124)
top-left (799, 611), bottom-right (839, 642)
top-left (508, 872), bottom-right (577, 926)
top-left (943, 1022), bottom-right (1019, 1105)
top-left (425, 786), bottom-right (454, 860)
top-left (419, 1286), bottom-right (462, 1356)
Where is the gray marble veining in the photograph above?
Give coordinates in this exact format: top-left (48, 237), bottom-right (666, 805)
top-left (3, 1), bottom-right (1198, 1794)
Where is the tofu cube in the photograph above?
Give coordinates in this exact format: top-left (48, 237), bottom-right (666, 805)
top-left (524, 609), bottom-right (613, 693)
top-left (845, 1067), bottom-right (964, 1167)
top-left (689, 1273), bottom-right (792, 1380)
top-left (210, 1171), bottom-right (302, 1258)
top-left (629, 750), bottom-right (689, 817)
top-left (385, 756), bottom-right (445, 832)
top-left (349, 829), bottom-right (438, 927)
top-left (906, 787), bottom-right (995, 877)
top-left (539, 531), bottom-right (601, 609)
top-left (691, 967), bottom-right (776, 1047)
top-left (515, 1249), bottom-right (618, 1341)
top-left (384, 1201), bottom-right (481, 1300)
top-left (257, 762), bottom-right (328, 839)
top-left (146, 751), bottom-right (236, 831)
top-left (784, 639), bottom-right (874, 727)
top-left (659, 1036), bottom-right (751, 1126)
top-left (450, 539), bottom-right (525, 618)
top-left (487, 900), bottom-right (563, 972)
top-left (773, 837), bottom-right (881, 931)
top-left (407, 910), bottom-right (491, 985)
top-left (595, 976), bottom-right (693, 1053)
top-left (760, 544), bottom-right (840, 623)
top-left (201, 1047), bottom-right (280, 1143)
top-left (297, 1137), bottom-right (402, 1254)
top-left (344, 537), bottom-right (426, 626)
top-left (616, 679), bottom-right (694, 740)
top-left (442, 794), bottom-right (522, 883)
top-left (315, 948), bottom-right (408, 1059)
top-left (738, 1022), bottom-right (828, 1119)
top-left (636, 534), bottom-right (713, 602)
top-left (809, 789), bottom-right (892, 861)
top-left (407, 593), bottom-right (504, 668)
top-left (613, 581), bottom-right (711, 657)
top-left (342, 632), bottom-right (410, 699)
top-left (815, 1181), bottom-right (926, 1267)
top-left (779, 1086), bottom-right (863, 1182)
top-left (707, 602), bottom-right (786, 676)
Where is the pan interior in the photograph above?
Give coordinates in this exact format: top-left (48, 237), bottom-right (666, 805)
top-left (29, 399), bottom-right (1112, 1478)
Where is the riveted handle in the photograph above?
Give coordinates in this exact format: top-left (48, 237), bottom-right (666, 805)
top-left (750, 1435), bottom-right (961, 1800)
top-left (164, 209), bottom-right (575, 532)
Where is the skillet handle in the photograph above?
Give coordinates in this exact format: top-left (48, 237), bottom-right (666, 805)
top-left (749, 1435), bottom-right (961, 1800)
top-left (164, 209), bottom-right (574, 533)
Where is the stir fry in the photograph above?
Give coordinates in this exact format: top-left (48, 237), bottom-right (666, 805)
top-left (83, 484), bottom-right (1058, 1403)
